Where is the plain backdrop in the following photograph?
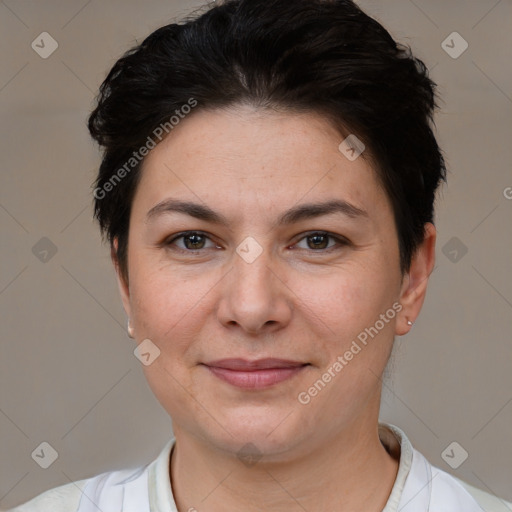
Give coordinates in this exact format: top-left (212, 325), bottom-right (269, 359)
top-left (1, 0), bottom-right (511, 509)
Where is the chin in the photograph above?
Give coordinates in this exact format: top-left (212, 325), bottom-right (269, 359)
top-left (203, 407), bottom-right (308, 458)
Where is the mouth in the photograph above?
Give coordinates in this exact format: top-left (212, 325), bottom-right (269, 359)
top-left (202, 358), bottom-right (310, 389)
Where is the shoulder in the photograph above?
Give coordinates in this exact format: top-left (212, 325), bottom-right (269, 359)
top-left (384, 423), bottom-right (511, 512)
top-left (3, 439), bottom-right (175, 512)
top-left (431, 466), bottom-right (512, 512)
top-left (4, 465), bottom-right (150, 512)
top-left (3, 479), bottom-right (89, 512)
top-left (414, 448), bottom-right (512, 512)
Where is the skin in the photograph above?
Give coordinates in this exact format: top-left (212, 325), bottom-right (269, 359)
top-left (113, 105), bottom-right (436, 511)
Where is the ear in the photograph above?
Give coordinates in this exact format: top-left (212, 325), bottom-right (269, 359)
top-left (396, 222), bottom-right (436, 336)
top-left (112, 237), bottom-right (131, 320)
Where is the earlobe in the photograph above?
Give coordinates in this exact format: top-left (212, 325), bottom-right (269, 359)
top-left (396, 223), bottom-right (436, 336)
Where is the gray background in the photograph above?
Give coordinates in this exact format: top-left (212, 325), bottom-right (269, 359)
top-left (1, 0), bottom-right (511, 509)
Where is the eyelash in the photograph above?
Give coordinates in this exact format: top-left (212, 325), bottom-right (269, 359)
top-left (163, 231), bottom-right (350, 254)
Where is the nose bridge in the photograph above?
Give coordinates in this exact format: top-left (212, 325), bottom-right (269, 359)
top-left (232, 235), bottom-right (276, 299)
top-left (217, 234), bottom-right (291, 333)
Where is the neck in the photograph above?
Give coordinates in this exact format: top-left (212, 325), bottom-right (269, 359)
top-left (170, 418), bottom-right (400, 512)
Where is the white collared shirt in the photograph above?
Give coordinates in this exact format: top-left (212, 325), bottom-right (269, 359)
top-left (5, 423), bottom-right (511, 512)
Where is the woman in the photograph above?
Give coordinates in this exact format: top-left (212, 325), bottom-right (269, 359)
top-left (7, 0), bottom-right (511, 510)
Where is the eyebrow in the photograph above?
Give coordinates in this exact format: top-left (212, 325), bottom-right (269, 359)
top-left (145, 198), bottom-right (368, 226)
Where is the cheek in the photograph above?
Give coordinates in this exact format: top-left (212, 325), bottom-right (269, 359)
top-left (129, 268), bottom-right (210, 412)
top-left (129, 260), bottom-right (220, 352)
top-left (297, 269), bottom-right (397, 404)
top-left (292, 264), bottom-right (400, 393)
top-left (295, 263), bottom-right (397, 335)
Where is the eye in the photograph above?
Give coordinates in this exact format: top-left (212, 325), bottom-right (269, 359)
top-left (163, 230), bottom-right (349, 254)
top-left (293, 231), bottom-right (349, 251)
top-left (165, 231), bottom-right (219, 252)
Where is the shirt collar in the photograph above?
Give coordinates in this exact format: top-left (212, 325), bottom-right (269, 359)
top-left (379, 423), bottom-right (415, 511)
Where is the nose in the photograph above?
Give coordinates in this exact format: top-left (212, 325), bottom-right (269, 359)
top-left (216, 241), bottom-right (293, 336)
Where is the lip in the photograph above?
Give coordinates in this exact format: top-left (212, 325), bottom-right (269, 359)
top-left (202, 358), bottom-right (309, 389)
top-left (205, 358), bottom-right (306, 370)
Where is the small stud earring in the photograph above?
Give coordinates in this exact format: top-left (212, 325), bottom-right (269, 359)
top-left (407, 320), bottom-right (413, 326)
top-left (127, 319), bottom-right (135, 339)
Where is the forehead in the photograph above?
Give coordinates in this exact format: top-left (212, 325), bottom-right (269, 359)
top-left (132, 107), bottom-right (391, 223)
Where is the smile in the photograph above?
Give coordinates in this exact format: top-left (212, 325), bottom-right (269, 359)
top-left (202, 358), bottom-right (309, 389)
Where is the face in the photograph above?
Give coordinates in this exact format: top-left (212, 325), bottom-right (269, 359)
top-left (115, 106), bottom-right (432, 459)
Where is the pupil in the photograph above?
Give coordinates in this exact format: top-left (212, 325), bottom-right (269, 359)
top-left (309, 234), bottom-right (328, 249)
top-left (186, 234), bottom-right (204, 249)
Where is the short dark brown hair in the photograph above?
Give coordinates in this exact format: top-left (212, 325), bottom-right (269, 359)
top-left (88, 0), bottom-right (446, 284)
